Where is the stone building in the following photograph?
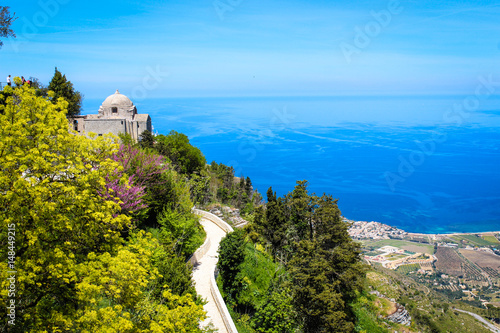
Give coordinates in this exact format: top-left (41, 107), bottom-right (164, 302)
top-left (71, 90), bottom-right (152, 141)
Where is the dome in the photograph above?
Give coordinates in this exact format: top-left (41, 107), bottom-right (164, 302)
top-left (97, 90), bottom-right (137, 119)
top-left (101, 90), bottom-right (134, 107)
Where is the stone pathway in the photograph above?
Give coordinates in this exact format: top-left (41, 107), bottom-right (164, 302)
top-left (192, 217), bottom-right (229, 332)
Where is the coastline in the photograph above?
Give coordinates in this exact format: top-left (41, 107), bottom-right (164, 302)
top-left (408, 231), bottom-right (500, 237)
top-left (347, 218), bottom-right (500, 244)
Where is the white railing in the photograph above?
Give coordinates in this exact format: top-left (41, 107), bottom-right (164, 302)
top-left (194, 208), bottom-right (234, 233)
top-left (188, 235), bottom-right (211, 266)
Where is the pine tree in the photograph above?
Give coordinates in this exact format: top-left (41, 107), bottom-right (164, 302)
top-left (48, 67), bottom-right (82, 117)
top-left (265, 187), bottom-right (287, 257)
top-left (0, 6), bottom-right (16, 48)
top-left (289, 193), bottom-right (365, 333)
top-left (245, 176), bottom-right (253, 198)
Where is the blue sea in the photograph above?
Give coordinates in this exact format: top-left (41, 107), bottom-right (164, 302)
top-left (83, 95), bottom-right (500, 234)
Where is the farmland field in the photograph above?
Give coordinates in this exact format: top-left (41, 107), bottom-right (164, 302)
top-left (435, 247), bottom-right (463, 276)
top-left (459, 249), bottom-right (500, 277)
top-left (482, 234), bottom-right (500, 244)
top-left (396, 263), bottom-right (420, 274)
top-left (363, 239), bottom-right (434, 254)
top-left (453, 234), bottom-right (498, 246)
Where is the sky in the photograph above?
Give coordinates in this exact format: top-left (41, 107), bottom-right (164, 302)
top-left (1, 0), bottom-right (500, 99)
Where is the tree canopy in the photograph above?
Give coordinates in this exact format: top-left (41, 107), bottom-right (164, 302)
top-left (0, 6), bottom-right (16, 48)
top-left (48, 67), bottom-right (83, 117)
top-left (154, 130), bottom-right (206, 175)
top-left (0, 82), bottom-right (207, 332)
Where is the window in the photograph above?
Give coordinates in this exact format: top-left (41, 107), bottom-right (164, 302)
top-left (112, 107), bottom-right (118, 114)
top-left (73, 119), bottom-right (78, 131)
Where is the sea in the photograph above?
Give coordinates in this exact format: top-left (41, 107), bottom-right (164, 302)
top-left (83, 95), bottom-right (500, 234)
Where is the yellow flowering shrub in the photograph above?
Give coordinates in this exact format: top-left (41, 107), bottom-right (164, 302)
top-left (0, 82), bottom-right (205, 332)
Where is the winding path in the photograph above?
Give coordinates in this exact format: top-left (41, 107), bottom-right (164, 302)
top-left (454, 308), bottom-right (500, 333)
top-left (191, 210), bottom-right (238, 333)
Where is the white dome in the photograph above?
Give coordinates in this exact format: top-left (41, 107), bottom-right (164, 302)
top-left (97, 90), bottom-right (137, 119)
top-left (101, 90), bottom-right (133, 107)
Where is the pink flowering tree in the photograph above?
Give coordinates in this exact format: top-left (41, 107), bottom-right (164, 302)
top-left (102, 144), bottom-right (171, 225)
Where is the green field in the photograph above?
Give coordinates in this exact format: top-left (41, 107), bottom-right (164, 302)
top-left (396, 263), bottom-right (420, 274)
top-left (482, 235), bottom-right (500, 244)
top-left (362, 239), bottom-right (435, 254)
top-left (453, 234), bottom-right (498, 247)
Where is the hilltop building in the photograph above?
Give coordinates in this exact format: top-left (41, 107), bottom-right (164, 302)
top-left (71, 90), bottom-right (152, 141)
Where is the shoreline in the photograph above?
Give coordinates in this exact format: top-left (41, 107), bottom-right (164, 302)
top-left (346, 218), bottom-right (500, 242)
top-left (408, 231), bottom-right (500, 237)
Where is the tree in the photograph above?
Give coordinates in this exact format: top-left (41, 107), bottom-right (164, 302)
top-left (74, 231), bottom-right (206, 332)
top-left (252, 288), bottom-right (296, 333)
top-left (288, 193), bottom-right (365, 333)
top-left (0, 82), bottom-right (207, 332)
top-left (264, 187), bottom-right (287, 258)
top-left (217, 229), bottom-right (246, 302)
top-left (245, 176), bottom-right (253, 198)
top-left (139, 130), bottom-right (156, 149)
top-left (156, 130), bottom-right (206, 174)
top-left (0, 82), bottom-right (130, 330)
top-left (48, 67), bottom-right (83, 117)
top-left (0, 6), bottom-right (16, 48)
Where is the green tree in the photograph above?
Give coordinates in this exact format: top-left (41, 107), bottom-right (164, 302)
top-left (252, 288), bottom-right (296, 333)
top-left (245, 176), bottom-right (253, 198)
top-left (217, 229), bottom-right (246, 302)
top-left (158, 208), bottom-right (205, 258)
top-left (48, 67), bottom-right (83, 117)
top-left (0, 6), bottom-right (16, 48)
top-left (156, 130), bottom-right (206, 174)
top-left (289, 193), bottom-right (365, 333)
top-left (264, 187), bottom-right (287, 258)
top-left (0, 82), bottom-right (207, 332)
top-left (0, 82), bottom-right (129, 330)
top-left (139, 129), bottom-right (155, 149)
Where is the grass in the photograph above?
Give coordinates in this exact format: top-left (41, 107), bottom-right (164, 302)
top-left (224, 242), bottom-right (284, 333)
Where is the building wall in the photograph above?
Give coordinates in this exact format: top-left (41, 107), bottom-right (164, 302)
top-left (85, 119), bottom-right (128, 137)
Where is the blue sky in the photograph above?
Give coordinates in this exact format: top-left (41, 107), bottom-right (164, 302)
top-left (1, 0), bottom-right (499, 98)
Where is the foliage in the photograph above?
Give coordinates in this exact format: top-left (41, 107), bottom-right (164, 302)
top-left (111, 144), bottom-right (169, 189)
top-left (252, 288), bottom-right (295, 333)
top-left (150, 241), bottom-right (200, 300)
top-left (0, 6), bottom-right (16, 48)
top-left (224, 180), bottom-right (366, 333)
top-left (139, 130), bottom-right (155, 149)
top-left (155, 130), bottom-right (206, 174)
top-left (0, 84), bottom-right (207, 332)
top-left (157, 208), bottom-right (205, 258)
top-left (351, 292), bottom-right (389, 333)
top-left (110, 143), bottom-right (197, 228)
top-left (217, 229), bottom-right (246, 302)
top-left (0, 83), bottom-right (130, 330)
top-left (74, 231), bottom-right (206, 332)
top-left (100, 172), bottom-right (147, 217)
top-left (48, 67), bottom-right (83, 117)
